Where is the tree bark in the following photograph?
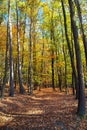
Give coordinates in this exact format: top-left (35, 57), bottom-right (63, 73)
top-left (74, 0), bottom-right (87, 67)
top-left (63, 45), bottom-right (68, 94)
top-left (21, 14), bottom-right (26, 69)
top-left (50, 7), bottom-right (55, 90)
top-left (16, 0), bottom-right (25, 94)
top-left (68, 0), bottom-right (85, 116)
top-left (8, 0), bottom-right (14, 97)
top-left (33, 21), bottom-right (37, 90)
top-left (28, 18), bottom-right (33, 95)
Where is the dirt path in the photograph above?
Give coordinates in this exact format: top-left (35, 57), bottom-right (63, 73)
top-left (0, 88), bottom-right (87, 130)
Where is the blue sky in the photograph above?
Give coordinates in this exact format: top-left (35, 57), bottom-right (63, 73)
top-left (41, 0), bottom-right (46, 2)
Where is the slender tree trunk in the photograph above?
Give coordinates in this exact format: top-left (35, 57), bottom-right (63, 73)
top-left (33, 23), bottom-right (37, 90)
top-left (68, 0), bottom-right (85, 116)
top-left (63, 45), bottom-right (68, 94)
top-left (14, 61), bottom-right (17, 89)
top-left (74, 0), bottom-right (87, 67)
top-left (50, 7), bottom-right (55, 90)
top-left (40, 34), bottom-right (45, 91)
top-left (21, 45), bottom-right (24, 69)
top-left (58, 68), bottom-right (62, 92)
top-left (55, 45), bottom-right (62, 92)
top-left (21, 14), bottom-right (26, 69)
top-left (72, 71), bottom-right (75, 95)
top-left (51, 50), bottom-right (55, 90)
top-left (50, 29), bottom-right (55, 90)
top-left (16, 0), bottom-right (25, 94)
top-left (8, 0), bottom-right (14, 96)
top-left (28, 18), bottom-right (33, 95)
top-left (21, 34), bottom-right (25, 70)
top-left (71, 34), bottom-right (75, 95)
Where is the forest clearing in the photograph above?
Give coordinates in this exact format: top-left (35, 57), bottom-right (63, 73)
top-left (0, 88), bottom-right (87, 130)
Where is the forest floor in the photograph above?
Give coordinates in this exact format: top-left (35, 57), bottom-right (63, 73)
top-left (0, 88), bottom-right (87, 130)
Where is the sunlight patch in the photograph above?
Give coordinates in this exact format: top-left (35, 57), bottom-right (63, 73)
top-left (25, 109), bottom-right (43, 115)
top-left (31, 96), bottom-right (43, 100)
top-left (0, 114), bottom-right (13, 126)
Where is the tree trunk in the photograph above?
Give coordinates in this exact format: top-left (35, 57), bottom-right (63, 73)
top-left (33, 22), bottom-right (37, 90)
top-left (63, 45), bottom-right (68, 94)
top-left (72, 71), bottom-right (75, 95)
top-left (74, 0), bottom-right (87, 67)
top-left (21, 14), bottom-right (26, 69)
top-left (50, 7), bottom-right (55, 90)
top-left (14, 61), bottom-right (17, 89)
top-left (58, 68), bottom-right (62, 92)
top-left (40, 34), bottom-right (45, 91)
top-left (51, 50), bottom-right (55, 90)
top-left (71, 34), bottom-right (75, 95)
top-left (8, 0), bottom-right (14, 97)
top-left (68, 0), bottom-right (85, 116)
top-left (28, 18), bottom-right (33, 95)
top-left (16, 0), bottom-right (25, 94)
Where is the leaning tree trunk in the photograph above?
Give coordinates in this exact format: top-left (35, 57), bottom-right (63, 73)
top-left (16, 0), bottom-right (25, 94)
top-left (74, 0), bottom-right (87, 67)
top-left (68, 0), bottom-right (85, 116)
top-left (8, 0), bottom-right (14, 96)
